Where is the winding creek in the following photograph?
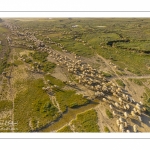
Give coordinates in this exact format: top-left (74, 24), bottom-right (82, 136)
top-left (40, 99), bottom-right (100, 132)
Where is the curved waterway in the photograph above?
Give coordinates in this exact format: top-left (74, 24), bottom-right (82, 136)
top-left (40, 99), bottom-right (100, 132)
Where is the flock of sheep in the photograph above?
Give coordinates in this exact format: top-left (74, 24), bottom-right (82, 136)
top-left (3, 21), bottom-right (147, 132)
top-left (47, 48), bottom-right (146, 132)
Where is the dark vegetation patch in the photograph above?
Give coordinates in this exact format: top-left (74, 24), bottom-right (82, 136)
top-left (57, 125), bottom-right (73, 132)
top-left (55, 90), bottom-right (90, 113)
top-left (14, 78), bottom-right (60, 132)
top-left (116, 79), bottom-right (125, 88)
top-left (30, 51), bottom-right (48, 63)
top-left (44, 74), bottom-right (65, 88)
top-left (107, 39), bottom-right (130, 47)
top-left (143, 87), bottom-right (150, 116)
top-left (129, 78), bottom-right (143, 86)
top-left (30, 51), bottom-right (56, 73)
top-left (106, 109), bottom-right (113, 119)
top-left (0, 100), bottom-right (13, 112)
top-left (104, 126), bottom-right (110, 132)
top-left (71, 109), bottom-right (99, 132)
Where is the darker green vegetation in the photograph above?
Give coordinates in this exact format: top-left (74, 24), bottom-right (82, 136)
top-left (14, 78), bottom-right (60, 132)
top-left (44, 74), bottom-right (65, 88)
top-left (0, 42), bottom-right (10, 74)
top-left (106, 109), bottom-right (113, 119)
top-left (0, 24), bottom-right (10, 74)
top-left (101, 71), bottom-right (112, 77)
top-left (55, 90), bottom-right (90, 112)
top-left (116, 79), bottom-right (125, 88)
top-left (129, 78), bottom-right (143, 86)
top-left (57, 125), bottom-right (73, 132)
top-left (0, 100), bottom-right (13, 112)
top-left (104, 126), bottom-right (110, 132)
top-left (71, 109), bottom-right (99, 132)
top-left (13, 60), bottom-right (24, 67)
top-left (42, 61), bottom-right (56, 73)
top-left (143, 87), bottom-right (150, 116)
top-left (0, 55), bottom-right (10, 74)
top-left (30, 51), bottom-right (56, 73)
top-left (31, 51), bottom-right (48, 63)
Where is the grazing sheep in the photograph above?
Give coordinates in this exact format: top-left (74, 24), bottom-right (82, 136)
top-left (124, 112), bottom-right (128, 118)
top-left (124, 122), bottom-right (128, 128)
top-left (122, 94), bottom-right (126, 99)
top-left (119, 117), bottom-right (123, 123)
top-left (119, 97), bottom-right (123, 102)
top-left (113, 92), bottom-right (118, 97)
top-left (119, 124), bottom-right (124, 132)
top-left (139, 101), bottom-right (143, 106)
top-left (107, 96), bottom-right (112, 101)
top-left (137, 109), bottom-right (141, 115)
top-left (136, 103), bottom-right (141, 110)
top-left (133, 108), bottom-right (137, 113)
top-left (115, 102), bottom-right (119, 108)
top-left (109, 104), bottom-right (113, 110)
top-left (119, 101), bottom-right (123, 106)
top-left (133, 125), bottom-right (137, 132)
top-left (126, 104), bottom-right (130, 110)
top-left (131, 111), bottom-right (136, 117)
top-left (142, 107), bottom-right (146, 112)
top-left (123, 105), bottom-right (127, 110)
top-left (113, 111), bottom-right (116, 116)
top-left (138, 116), bottom-right (142, 122)
top-left (116, 119), bottom-right (120, 126)
top-left (102, 98), bottom-right (107, 102)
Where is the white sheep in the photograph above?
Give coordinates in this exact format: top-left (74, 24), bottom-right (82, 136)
top-left (119, 124), bottom-right (124, 132)
top-left (119, 117), bottom-right (123, 123)
top-left (124, 112), bottom-right (128, 118)
top-left (133, 108), bottom-right (137, 113)
top-left (126, 104), bottom-right (130, 110)
top-left (133, 125), bottom-right (137, 132)
top-left (123, 105), bottom-right (127, 110)
top-left (131, 111), bottom-right (136, 117)
top-left (109, 104), bottom-right (113, 110)
top-left (137, 109), bottom-right (141, 115)
top-left (124, 122), bottom-right (128, 128)
top-left (119, 97), bottom-right (123, 102)
top-left (136, 103), bottom-right (141, 110)
top-left (138, 116), bottom-right (142, 122)
top-left (113, 111), bottom-right (116, 116)
top-left (142, 107), bottom-right (146, 112)
top-left (139, 101), bottom-right (143, 105)
top-left (119, 101), bottom-right (123, 106)
top-left (102, 98), bottom-right (107, 102)
top-left (116, 119), bottom-right (120, 126)
top-left (115, 102), bottom-right (119, 108)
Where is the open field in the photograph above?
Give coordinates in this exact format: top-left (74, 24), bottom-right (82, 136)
top-left (0, 18), bottom-right (150, 132)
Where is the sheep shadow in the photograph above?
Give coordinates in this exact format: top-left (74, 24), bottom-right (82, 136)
top-left (141, 114), bottom-right (150, 127)
top-left (130, 118), bottom-right (142, 127)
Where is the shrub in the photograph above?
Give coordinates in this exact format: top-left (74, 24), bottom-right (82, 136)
top-left (71, 109), bottom-right (99, 132)
top-left (104, 126), bottom-right (110, 132)
top-left (31, 51), bottom-right (48, 62)
top-left (42, 62), bottom-right (56, 73)
top-left (106, 109), bottom-right (113, 118)
top-left (0, 100), bottom-right (13, 112)
top-left (14, 78), bottom-right (60, 132)
top-left (116, 79), bottom-right (125, 88)
top-left (55, 90), bottom-right (89, 112)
